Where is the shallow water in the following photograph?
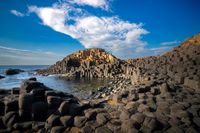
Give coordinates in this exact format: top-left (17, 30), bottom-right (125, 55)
top-left (0, 65), bottom-right (109, 98)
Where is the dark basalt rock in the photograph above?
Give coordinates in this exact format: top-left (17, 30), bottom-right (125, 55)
top-left (0, 75), bottom-right (5, 79)
top-left (5, 69), bottom-right (24, 75)
top-left (20, 79), bottom-right (48, 94)
top-left (3, 111), bottom-right (19, 129)
top-left (32, 102), bottom-right (48, 121)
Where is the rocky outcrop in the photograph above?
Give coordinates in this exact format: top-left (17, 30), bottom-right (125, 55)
top-left (5, 69), bottom-right (24, 75)
top-left (38, 48), bottom-right (123, 78)
top-left (0, 75), bottom-right (5, 79)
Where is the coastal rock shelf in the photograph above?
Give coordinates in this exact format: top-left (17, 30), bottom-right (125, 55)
top-left (0, 33), bottom-right (200, 133)
top-left (0, 78), bottom-right (200, 132)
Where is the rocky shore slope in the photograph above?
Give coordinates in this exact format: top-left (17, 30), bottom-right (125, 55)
top-left (0, 33), bottom-right (200, 133)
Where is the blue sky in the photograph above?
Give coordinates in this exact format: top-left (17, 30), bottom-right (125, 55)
top-left (0, 0), bottom-right (200, 65)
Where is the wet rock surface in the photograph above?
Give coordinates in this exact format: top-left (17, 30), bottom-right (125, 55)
top-left (0, 75), bottom-right (5, 79)
top-left (5, 69), bottom-right (24, 75)
top-left (0, 34), bottom-right (200, 132)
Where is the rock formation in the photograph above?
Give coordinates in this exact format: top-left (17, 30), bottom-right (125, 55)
top-left (39, 33), bottom-right (200, 91)
top-left (0, 75), bottom-right (5, 79)
top-left (38, 48), bottom-right (123, 78)
top-left (0, 33), bottom-right (200, 132)
top-left (5, 69), bottom-right (24, 75)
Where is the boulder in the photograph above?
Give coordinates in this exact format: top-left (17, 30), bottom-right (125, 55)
top-left (58, 101), bottom-right (70, 115)
top-left (20, 79), bottom-right (47, 94)
top-left (0, 75), bottom-right (5, 79)
top-left (47, 96), bottom-right (62, 110)
top-left (60, 116), bottom-right (74, 127)
top-left (74, 116), bottom-right (87, 127)
top-left (18, 94), bottom-right (33, 110)
top-left (31, 88), bottom-right (46, 97)
top-left (32, 102), bottom-right (48, 121)
top-left (47, 114), bottom-right (61, 127)
top-left (29, 77), bottom-right (37, 81)
top-left (3, 111), bottom-right (19, 128)
top-left (5, 69), bottom-right (24, 75)
top-left (50, 126), bottom-right (65, 133)
top-left (18, 94), bottom-right (33, 121)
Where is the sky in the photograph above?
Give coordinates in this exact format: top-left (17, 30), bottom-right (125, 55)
top-left (0, 0), bottom-right (200, 65)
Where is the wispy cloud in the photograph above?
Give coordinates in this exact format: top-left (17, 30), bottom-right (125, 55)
top-left (0, 46), bottom-right (64, 65)
top-left (68, 0), bottom-right (110, 10)
top-left (160, 40), bottom-right (180, 46)
top-left (28, 1), bottom-right (148, 58)
top-left (10, 10), bottom-right (25, 17)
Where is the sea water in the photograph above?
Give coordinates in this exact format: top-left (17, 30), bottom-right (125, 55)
top-left (0, 65), bottom-right (108, 98)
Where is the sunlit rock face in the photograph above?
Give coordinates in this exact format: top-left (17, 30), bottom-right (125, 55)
top-left (38, 48), bottom-right (123, 78)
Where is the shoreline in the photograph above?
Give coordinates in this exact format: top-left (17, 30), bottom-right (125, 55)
top-left (0, 75), bottom-right (200, 132)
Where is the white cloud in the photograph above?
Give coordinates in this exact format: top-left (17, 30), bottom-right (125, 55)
top-left (28, 3), bottom-right (148, 58)
top-left (0, 46), bottom-right (64, 65)
top-left (10, 10), bottom-right (25, 17)
top-left (160, 40), bottom-right (180, 46)
top-left (68, 0), bottom-right (109, 10)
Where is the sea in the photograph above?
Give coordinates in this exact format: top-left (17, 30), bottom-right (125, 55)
top-left (0, 65), bottom-right (109, 98)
